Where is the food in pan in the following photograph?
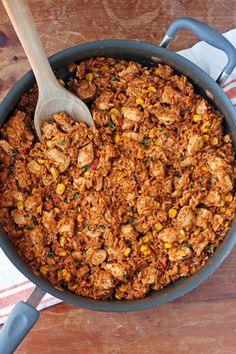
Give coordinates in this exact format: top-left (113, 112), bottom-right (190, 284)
top-left (0, 57), bottom-right (235, 300)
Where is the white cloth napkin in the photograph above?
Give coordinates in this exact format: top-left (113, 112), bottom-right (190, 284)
top-left (1, 29), bottom-right (236, 324)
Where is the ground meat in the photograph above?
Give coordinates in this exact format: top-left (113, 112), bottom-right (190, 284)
top-left (0, 57), bottom-right (235, 301)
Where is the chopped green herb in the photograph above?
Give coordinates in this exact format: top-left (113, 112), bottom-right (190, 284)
top-left (26, 225), bottom-right (33, 230)
top-left (180, 155), bottom-right (185, 161)
top-left (186, 243), bottom-right (193, 249)
top-left (32, 217), bottom-right (38, 225)
top-left (160, 130), bottom-right (169, 138)
top-left (208, 244), bottom-right (215, 251)
top-left (74, 192), bottom-right (79, 199)
top-left (129, 216), bottom-right (136, 224)
top-left (8, 164), bottom-right (15, 175)
top-left (111, 75), bottom-right (116, 81)
top-left (103, 244), bottom-right (109, 249)
top-left (60, 139), bottom-right (66, 145)
top-left (12, 148), bottom-right (18, 158)
top-left (81, 165), bottom-right (89, 171)
top-left (47, 252), bottom-right (55, 258)
top-left (123, 272), bottom-right (128, 280)
top-left (107, 119), bottom-right (116, 129)
top-left (131, 224), bottom-right (139, 234)
top-left (88, 224), bottom-right (92, 231)
top-left (142, 137), bottom-right (149, 145)
top-left (174, 171), bottom-right (182, 177)
top-left (130, 206), bottom-right (137, 212)
top-left (99, 225), bottom-right (106, 230)
top-left (143, 158), bottom-right (148, 165)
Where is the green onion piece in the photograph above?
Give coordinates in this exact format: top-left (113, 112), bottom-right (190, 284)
top-left (142, 137), bottom-right (149, 145)
top-left (47, 252), bottom-right (55, 258)
top-left (111, 75), bottom-right (116, 81)
top-left (107, 119), bottom-right (116, 129)
top-left (81, 165), bottom-right (89, 171)
top-left (185, 243), bottom-right (192, 249)
top-left (74, 192), bottom-right (79, 199)
top-left (208, 244), bottom-right (215, 251)
top-left (99, 225), bottom-right (106, 230)
top-left (143, 158), bottom-right (148, 165)
top-left (129, 216), bottom-right (136, 224)
top-left (32, 217), bottom-right (38, 225)
top-left (88, 224), bottom-right (92, 231)
top-left (26, 225), bottom-right (33, 230)
top-left (12, 148), bottom-right (18, 158)
top-left (8, 164), bottom-right (15, 174)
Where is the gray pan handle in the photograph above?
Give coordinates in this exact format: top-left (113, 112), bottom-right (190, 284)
top-left (0, 301), bottom-right (39, 354)
top-left (160, 17), bottom-right (236, 86)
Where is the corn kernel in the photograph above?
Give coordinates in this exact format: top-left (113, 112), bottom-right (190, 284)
top-left (68, 63), bottom-right (77, 73)
top-left (56, 183), bottom-right (65, 195)
top-left (60, 236), bottom-right (65, 247)
top-left (155, 201), bottom-right (160, 209)
top-left (220, 207), bottom-right (226, 213)
top-left (225, 193), bottom-right (233, 203)
top-left (224, 134), bottom-right (230, 143)
top-left (203, 134), bottom-right (209, 141)
top-left (140, 244), bottom-right (148, 252)
top-left (32, 188), bottom-right (39, 195)
top-left (172, 190), bottom-right (178, 197)
top-left (143, 249), bottom-right (152, 256)
top-left (155, 222), bottom-right (163, 231)
top-left (148, 86), bottom-right (156, 92)
top-left (57, 270), bottom-right (63, 278)
top-left (137, 151), bottom-right (144, 159)
top-left (61, 269), bottom-right (67, 277)
top-left (124, 247), bottom-right (131, 256)
top-left (168, 208), bottom-right (177, 219)
top-left (164, 242), bottom-right (173, 249)
top-left (136, 98), bottom-right (144, 105)
top-left (201, 122), bottom-right (210, 133)
top-left (84, 170), bottom-right (91, 177)
top-left (115, 292), bottom-right (122, 300)
top-left (119, 285), bottom-right (128, 293)
top-left (155, 68), bottom-right (161, 75)
top-left (110, 108), bottom-right (120, 116)
top-left (149, 127), bottom-right (158, 138)
top-left (50, 167), bottom-right (59, 178)
top-left (59, 251), bottom-right (67, 257)
top-left (114, 133), bottom-right (120, 143)
top-left (64, 272), bottom-right (71, 282)
top-left (142, 236), bottom-right (149, 243)
top-left (193, 114), bottom-right (201, 123)
top-left (86, 73), bottom-right (93, 81)
top-left (46, 140), bottom-right (54, 148)
top-left (118, 93), bottom-right (124, 100)
top-left (54, 207), bottom-right (60, 214)
top-left (71, 284), bottom-right (78, 291)
top-left (58, 79), bottom-right (65, 86)
top-left (36, 205), bottom-right (42, 214)
top-left (211, 137), bottom-right (219, 145)
top-left (117, 172), bottom-right (125, 182)
top-left (194, 227), bottom-right (201, 236)
top-left (180, 229), bottom-right (186, 237)
top-left (16, 201), bottom-right (24, 210)
top-left (40, 266), bottom-right (49, 275)
top-left (166, 274), bottom-right (171, 283)
top-left (37, 158), bottom-right (46, 164)
top-left (77, 214), bottom-right (83, 223)
top-left (226, 209), bottom-right (233, 218)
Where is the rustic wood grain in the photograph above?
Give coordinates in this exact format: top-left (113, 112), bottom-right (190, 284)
top-left (1, 0), bottom-right (236, 353)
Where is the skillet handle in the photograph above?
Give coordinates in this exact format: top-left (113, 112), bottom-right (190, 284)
top-left (160, 17), bottom-right (236, 86)
top-left (0, 301), bottom-right (39, 354)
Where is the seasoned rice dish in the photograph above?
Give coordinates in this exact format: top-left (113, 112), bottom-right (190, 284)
top-left (0, 57), bottom-right (235, 300)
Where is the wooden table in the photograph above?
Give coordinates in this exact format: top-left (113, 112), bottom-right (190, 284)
top-left (1, 1), bottom-right (236, 353)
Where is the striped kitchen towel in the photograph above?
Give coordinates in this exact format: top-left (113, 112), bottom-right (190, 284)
top-left (0, 28), bottom-right (236, 325)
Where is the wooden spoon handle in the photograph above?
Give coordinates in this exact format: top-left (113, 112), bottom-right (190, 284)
top-left (2, 0), bottom-right (57, 89)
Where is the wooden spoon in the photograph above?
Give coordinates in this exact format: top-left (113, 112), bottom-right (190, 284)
top-left (2, 0), bottom-right (94, 139)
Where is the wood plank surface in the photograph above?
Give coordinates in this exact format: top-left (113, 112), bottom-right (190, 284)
top-left (0, 1), bottom-right (236, 353)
